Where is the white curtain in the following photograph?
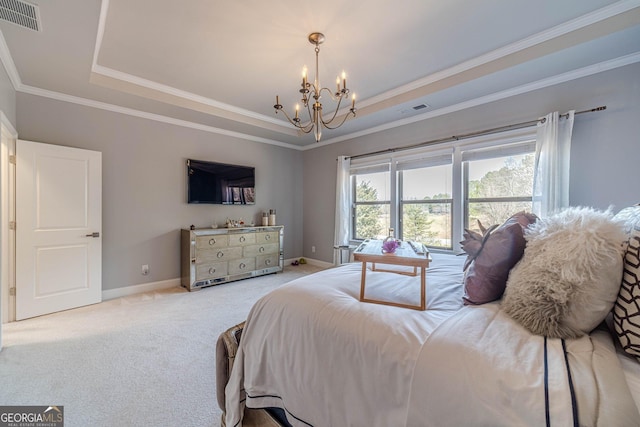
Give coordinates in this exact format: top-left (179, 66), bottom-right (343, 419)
top-left (533, 110), bottom-right (575, 218)
top-left (333, 155), bottom-right (351, 265)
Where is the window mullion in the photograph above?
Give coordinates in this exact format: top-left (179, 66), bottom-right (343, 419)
top-left (389, 160), bottom-right (398, 234)
top-left (397, 170), bottom-right (404, 239)
top-left (350, 174), bottom-right (356, 241)
top-left (452, 147), bottom-right (464, 253)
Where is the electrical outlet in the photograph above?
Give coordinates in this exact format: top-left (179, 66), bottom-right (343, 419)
top-left (142, 264), bottom-right (149, 275)
top-left (311, 246), bottom-right (316, 253)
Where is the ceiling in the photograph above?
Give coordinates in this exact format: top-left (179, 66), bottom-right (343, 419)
top-left (1, 0), bottom-right (639, 149)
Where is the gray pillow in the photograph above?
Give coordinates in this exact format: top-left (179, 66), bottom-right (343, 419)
top-left (461, 212), bottom-right (537, 305)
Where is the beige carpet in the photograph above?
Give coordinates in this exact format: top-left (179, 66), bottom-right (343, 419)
top-left (0, 263), bottom-right (324, 427)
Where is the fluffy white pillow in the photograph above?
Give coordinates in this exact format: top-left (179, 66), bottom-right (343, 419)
top-left (502, 207), bottom-right (625, 339)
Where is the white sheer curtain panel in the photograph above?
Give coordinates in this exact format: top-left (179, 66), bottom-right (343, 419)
top-left (333, 156), bottom-right (351, 265)
top-left (533, 110), bottom-right (575, 218)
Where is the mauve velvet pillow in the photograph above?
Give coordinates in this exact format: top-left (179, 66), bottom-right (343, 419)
top-left (461, 211), bottom-right (538, 305)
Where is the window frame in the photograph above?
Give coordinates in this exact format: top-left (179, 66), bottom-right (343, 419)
top-left (462, 144), bottom-right (536, 231)
top-left (397, 157), bottom-right (454, 250)
top-left (348, 127), bottom-right (537, 252)
top-left (350, 163), bottom-right (392, 241)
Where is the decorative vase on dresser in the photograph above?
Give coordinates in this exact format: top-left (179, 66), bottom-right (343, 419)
top-left (180, 226), bottom-right (284, 291)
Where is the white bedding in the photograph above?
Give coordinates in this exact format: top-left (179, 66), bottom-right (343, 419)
top-left (619, 352), bottom-right (640, 412)
top-left (225, 253), bottom-right (640, 427)
top-left (407, 303), bottom-right (640, 426)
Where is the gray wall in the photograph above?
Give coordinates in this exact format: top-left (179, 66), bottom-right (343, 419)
top-left (302, 62), bottom-right (640, 263)
top-left (16, 94), bottom-right (303, 291)
top-left (0, 61), bottom-right (15, 126)
top-left (13, 62), bottom-right (640, 287)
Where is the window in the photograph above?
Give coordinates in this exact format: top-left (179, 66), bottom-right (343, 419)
top-left (399, 159), bottom-right (453, 250)
top-left (463, 147), bottom-right (534, 233)
top-left (352, 167), bottom-right (390, 240)
top-left (349, 130), bottom-right (536, 252)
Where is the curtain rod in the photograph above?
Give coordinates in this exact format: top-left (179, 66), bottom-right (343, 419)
top-left (347, 106), bottom-right (606, 161)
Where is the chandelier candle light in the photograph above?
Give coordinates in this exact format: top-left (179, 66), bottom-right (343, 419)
top-left (274, 32), bottom-right (356, 142)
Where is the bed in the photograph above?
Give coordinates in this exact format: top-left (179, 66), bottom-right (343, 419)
top-left (219, 207), bottom-right (640, 427)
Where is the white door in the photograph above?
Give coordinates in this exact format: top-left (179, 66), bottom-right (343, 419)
top-left (16, 140), bottom-right (102, 320)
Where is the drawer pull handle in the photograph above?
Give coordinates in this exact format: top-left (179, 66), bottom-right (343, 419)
top-left (259, 246), bottom-right (265, 253)
top-left (217, 251), bottom-right (224, 258)
top-left (209, 238), bottom-right (216, 245)
top-left (240, 236), bottom-right (246, 243)
top-left (239, 262), bottom-right (246, 269)
top-left (208, 267), bottom-right (216, 274)
top-left (265, 259), bottom-right (272, 265)
top-left (265, 234), bottom-right (271, 240)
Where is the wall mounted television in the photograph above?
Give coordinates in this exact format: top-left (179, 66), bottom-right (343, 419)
top-left (187, 159), bottom-right (255, 205)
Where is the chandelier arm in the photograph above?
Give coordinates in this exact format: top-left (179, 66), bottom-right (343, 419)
top-left (297, 124), bottom-right (315, 134)
top-left (276, 108), bottom-right (314, 133)
top-left (322, 108), bottom-right (357, 130)
top-left (319, 87), bottom-right (345, 102)
top-left (320, 94), bottom-right (345, 125)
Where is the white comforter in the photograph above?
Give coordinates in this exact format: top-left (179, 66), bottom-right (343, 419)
top-left (407, 303), bottom-right (640, 426)
top-left (225, 253), bottom-right (639, 427)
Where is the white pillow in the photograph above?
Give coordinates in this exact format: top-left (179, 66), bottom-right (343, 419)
top-left (502, 206), bottom-right (625, 339)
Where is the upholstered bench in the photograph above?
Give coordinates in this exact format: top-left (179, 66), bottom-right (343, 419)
top-left (216, 322), bottom-right (287, 427)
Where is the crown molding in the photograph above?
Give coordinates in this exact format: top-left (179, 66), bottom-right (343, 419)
top-left (0, 29), bottom-right (21, 89)
top-left (2, 1), bottom-right (639, 151)
top-left (10, 52), bottom-right (640, 153)
top-left (91, 0), bottom-right (292, 134)
top-left (307, 52), bottom-right (640, 150)
top-left (0, 111), bottom-right (17, 137)
top-left (90, 64), bottom-right (295, 132)
top-left (358, 0), bottom-right (640, 110)
top-left (17, 84), bottom-right (303, 150)
top-left (89, 0), bottom-right (640, 142)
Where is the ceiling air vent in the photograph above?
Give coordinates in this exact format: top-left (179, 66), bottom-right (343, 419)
top-left (399, 103), bottom-right (431, 115)
top-left (0, 0), bottom-right (41, 32)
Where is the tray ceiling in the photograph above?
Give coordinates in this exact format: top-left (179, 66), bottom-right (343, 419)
top-left (1, 0), bottom-right (639, 148)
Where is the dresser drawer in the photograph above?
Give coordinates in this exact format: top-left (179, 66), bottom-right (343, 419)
top-left (228, 258), bottom-right (256, 275)
top-left (256, 231), bottom-right (279, 244)
top-left (196, 261), bottom-right (228, 280)
top-left (229, 233), bottom-right (256, 246)
top-left (196, 235), bottom-right (229, 249)
top-left (256, 254), bottom-right (280, 269)
top-left (197, 246), bottom-right (243, 263)
top-left (243, 242), bottom-right (279, 257)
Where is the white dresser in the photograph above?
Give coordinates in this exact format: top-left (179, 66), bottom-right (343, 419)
top-left (180, 226), bottom-right (284, 291)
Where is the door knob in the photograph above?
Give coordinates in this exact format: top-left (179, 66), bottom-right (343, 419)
top-left (85, 232), bottom-right (100, 238)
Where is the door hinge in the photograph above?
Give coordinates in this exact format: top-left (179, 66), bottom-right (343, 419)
top-left (9, 221), bottom-right (16, 230)
top-left (9, 155), bottom-right (16, 164)
top-left (9, 287), bottom-right (16, 296)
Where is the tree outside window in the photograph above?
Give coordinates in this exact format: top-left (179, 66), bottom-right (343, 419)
top-left (467, 154), bottom-right (534, 231)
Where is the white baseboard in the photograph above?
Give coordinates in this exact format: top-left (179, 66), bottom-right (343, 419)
top-left (102, 278), bottom-right (181, 301)
top-left (285, 257), bottom-right (335, 269)
top-left (103, 258), bottom-right (335, 301)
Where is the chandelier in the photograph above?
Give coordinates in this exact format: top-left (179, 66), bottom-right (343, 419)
top-left (274, 32), bottom-right (356, 142)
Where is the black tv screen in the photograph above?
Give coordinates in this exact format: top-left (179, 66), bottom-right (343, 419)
top-left (187, 159), bottom-right (255, 204)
